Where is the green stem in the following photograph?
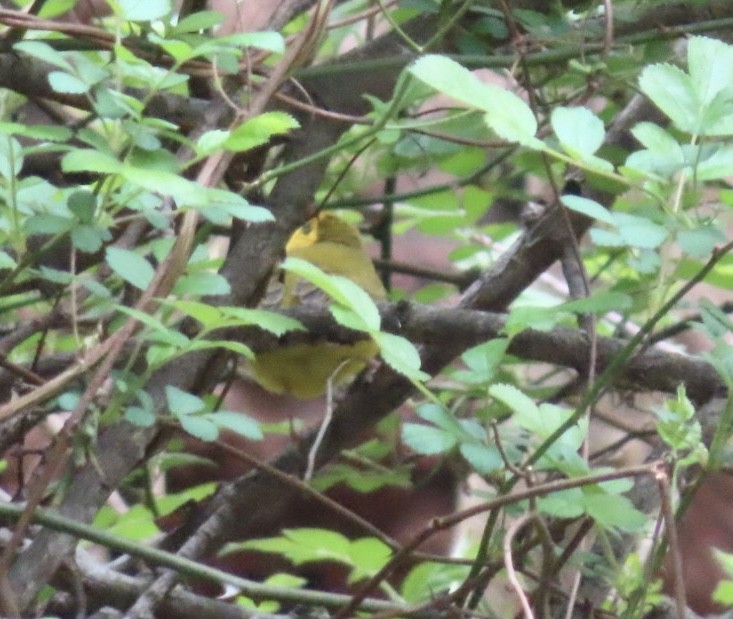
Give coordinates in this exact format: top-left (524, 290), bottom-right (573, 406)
top-left (0, 500), bottom-right (405, 612)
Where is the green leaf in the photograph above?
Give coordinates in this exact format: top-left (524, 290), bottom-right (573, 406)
top-left (105, 247), bottom-right (155, 290)
top-left (186, 339), bottom-right (254, 359)
top-left (557, 291), bottom-right (632, 314)
top-left (503, 305), bottom-right (560, 336)
top-left (561, 195), bottom-right (615, 226)
top-left (118, 0), bottom-right (171, 21)
top-left (459, 442), bottom-right (503, 474)
top-left (490, 383), bottom-right (538, 418)
top-left (0, 251), bottom-right (17, 269)
top-left (196, 129), bottom-right (230, 156)
top-left (121, 165), bottom-right (208, 205)
top-left (713, 580), bottom-right (733, 605)
top-left (348, 537), bottom-right (392, 582)
top-left (582, 493), bottom-right (646, 531)
top-left (125, 406), bottom-right (156, 427)
top-left (173, 271), bottom-right (231, 296)
top-left (538, 488), bottom-right (585, 518)
top-left (221, 307), bottom-right (304, 335)
top-left (408, 55), bottom-right (538, 145)
top-left (453, 339), bottom-right (508, 384)
top-left (695, 145), bottom-right (733, 180)
top-left (215, 31), bottom-right (285, 54)
top-left (677, 225), bottom-right (725, 258)
top-left (639, 63), bottom-right (699, 133)
top-left (179, 415), bottom-right (219, 441)
top-left (165, 385), bottom-right (205, 416)
top-left (552, 106), bottom-right (605, 156)
top-left (225, 112), bottom-right (300, 153)
top-left (231, 528), bottom-right (353, 565)
top-left (167, 300), bottom-right (304, 335)
top-left (0, 134), bottom-right (23, 180)
top-left (62, 149), bottom-right (121, 175)
top-left (201, 188), bottom-right (273, 223)
top-left (48, 71), bottom-right (89, 94)
top-left (67, 190), bottom-right (97, 223)
top-left (206, 411), bottom-right (263, 440)
top-left (115, 305), bottom-right (190, 348)
top-left (402, 423), bottom-right (457, 455)
top-left (687, 36), bottom-right (733, 134)
top-left (14, 40), bottom-right (72, 70)
top-left (631, 121), bottom-right (681, 153)
top-left (281, 257), bottom-right (380, 330)
top-left (371, 331), bottom-right (428, 382)
top-left (613, 213), bottom-right (668, 249)
top-left (171, 10), bottom-right (225, 34)
top-left (71, 224), bottom-right (110, 253)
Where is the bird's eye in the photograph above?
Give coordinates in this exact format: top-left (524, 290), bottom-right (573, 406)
top-left (301, 222), bottom-right (313, 235)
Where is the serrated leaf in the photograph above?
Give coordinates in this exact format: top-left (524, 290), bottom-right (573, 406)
top-left (696, 145), bottom-right (733, 180)
top-left (281, 257), bottom-right (380, 330)
top-left (14, 40), bottom-right (72, 70)
top-left (125, 406), bottom-right (156, 427)
top-left (402, 423), bottom-right (457, 455)
top-left (219, 307), bottom-right (304, 335)
top-left (558, 291), bottom-right (632, 314)
top-left (171, 10), bottom-right (225, 34)
top-left (489, 383), bottom-right (539, 418)
top-left (119, 0), bottom-right (170, 21)
top-left (48, 71), bottom-right (89, 94)
top-left (186, 339), bottom-right (254, 359)
top-left (631, 122), bottom-right (681, 153)
top-left (165, 385), bottom-right (205, 416)
top-left (71, 224), bottom-right (109, 253)
top-left (0, 134), bottom-right (23, 181)
top-left (688, 36), bottom-right (733, 108)
top-left (106, 247), bottom-right (155, 290)
top-left (173, 271), bottom-right (231, 296)
top-left (583, 493), bottom-right (646, 531)
top-left (179, 415), bottom-right (219, 441)
top-left (196, 129), bottom-right (230, 156)
top-left (408, 55), bottom-right (537, 144)
top-left (639, 63), bottom-right (699, 133)
top-left (62, 149), bottom-right (121, 174)
top-left (207, 411), bottom-right (263, 440)
top-left (116, 305), bottom-right (190, 348)
top-left (68, 190), bottom-right (96, 223)
top-left (216, 31), bottom-right (285, 54)
top-left (561, 195), bottom-right (615, 225)
top-left (459, 442), bottom-right (503, 474)
top-left (225, 112), bottom-right (300, 153)
top-left (203, 189), bottom-right (273, 222)
top-left (538, 489), bottom-right (585, 518)
top-left (371, 331), bottom-right (428, 382)
top-left (552, 106), bottom-right (605, 156)
top-left (614, 213), bottom-right (668, 249)
top-left (677, 225), bottom-right (725, 258)
top-left (121, 165), bottom-right (207, 205)
top-left (0, 251), bottom-right (16, 269)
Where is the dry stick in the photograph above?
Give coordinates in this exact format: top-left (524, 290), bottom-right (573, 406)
top-left (332, 463), bottom-right (658, 619)
top-left (120, 5), bottom-right (337, 618)
top-left (0, 234), bottom-right (190, 615)
top-left (305, 359), bottom-right (350, 481)
top-left (211, 432), bottom-right (472, 565)
top-left (0, 356), bottom-right (44, 386)
top-left (504, 514), bottom-right (536, 619)
top-left (495, 6), bottom-right (601, 614)
top-left (656, 464), bottom-right (687, 619)
top-left (206, 433), bottom-right (403, 551)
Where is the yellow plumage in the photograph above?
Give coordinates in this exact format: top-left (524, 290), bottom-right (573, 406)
top-left (250, 212), bottom-right (386, 399)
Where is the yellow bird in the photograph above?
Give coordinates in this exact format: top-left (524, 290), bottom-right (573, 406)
top-left (249, 212), bottom-right (386, 399)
